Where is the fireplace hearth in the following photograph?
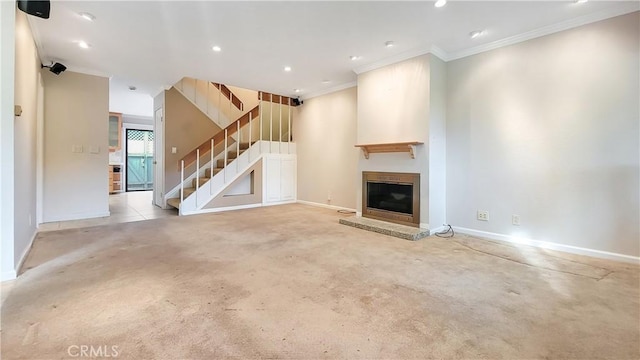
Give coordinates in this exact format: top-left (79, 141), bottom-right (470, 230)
top-left (362, 172), bottom-right (420, 227)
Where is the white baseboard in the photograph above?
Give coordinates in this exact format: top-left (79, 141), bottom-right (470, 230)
top-left (1, 271), bottom-right (16, 282)
top-left (43, 211), bottom-right (111, 223)
top-left (429, 225), bottom-right (448, 234)
top-left (453, 226), bottom-right (640, 264)
top-left (262, 200), bottom-right (298, 207)
top-left (296, 200), bottom-right (356, 213)
top-left (15, 230), bottom-right (37, 276)
top-left (183, 202), bottom-right (262, 215)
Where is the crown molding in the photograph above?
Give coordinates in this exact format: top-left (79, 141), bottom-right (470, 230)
top-left (301, 81), bottom-right (357, 100)
top-left (446, 3), bottom-right (640, 61)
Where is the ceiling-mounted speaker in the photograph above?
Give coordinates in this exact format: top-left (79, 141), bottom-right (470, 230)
top-left (17, 0), bottom-right (51, 19)
top-left (292, 98), bottom-right (303, 107)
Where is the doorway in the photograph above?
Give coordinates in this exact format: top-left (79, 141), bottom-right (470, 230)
top-left (126, 129), bottom-right (154, 191)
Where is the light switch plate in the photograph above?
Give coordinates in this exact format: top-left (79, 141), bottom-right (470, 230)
top-left (72, 145), bottom-right (83, 153)
top-left (89, 145), bottom-right (100, 154)
top-left (172, 147), bottom-right (177, 154)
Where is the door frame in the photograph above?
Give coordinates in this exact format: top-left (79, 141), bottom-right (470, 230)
top-left (153, 107), bottom-right (164, 208)
top-left (122, 123), bottom-right (153, 192)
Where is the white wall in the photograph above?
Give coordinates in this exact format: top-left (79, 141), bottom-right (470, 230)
top-left (42, 71), bottom-right (110, 222)
top-left (428, 55), bottom-right (447, 230)
top-left (446, 12), bottom-right (639, 258)
top-left (356, 55), bottom-right (431, 226)
top-left (295, 86), bottom-right (358, 209)
top-left (13, 9), bottom-right (41, 273)
top-left (109, 77), bottom-right (153, 118)
top-left (0, 1), bottom-right (16, 280)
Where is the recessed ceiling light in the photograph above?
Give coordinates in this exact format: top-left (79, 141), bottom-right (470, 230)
top-left (385, 41), bottom-right (395, 48)
top-left (469, 30), bottom-right (485, 39)
top-left (212, 45), bottom-right (221, 52)
top-left (294, 89), bottom-right (301, 93)
top-left (321, 80), bottom-right (331, 84)
top-left (434, 0), bottom-right (447, 8)
top-left (350, 55), bottom-right (361, 61)
top-left (284, 66), bottom-right (292, 72)
top-left (128, 86), bottom-right (137, 91)
top-left (575, 0), bottom-right (588, 3)
top-left (79, 12), bottom-right (95, 21)
top-left (77, 41), bottom-right (91, 49)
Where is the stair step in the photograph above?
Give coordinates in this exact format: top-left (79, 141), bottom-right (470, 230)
top-left (182, 187), bottom-right (196, 198)
top-left (216, 158), bottom-right (236, 168)
top-left (167, 198), bottom-right (181, 209)
top-left (191, 177), bottom-right (211, 188)
top-left (227, 149), bottom-right (246, 158)
top-left (204, 168), bottom-right (223, 178)
top-left (239, 143), bottom-right (250, 150)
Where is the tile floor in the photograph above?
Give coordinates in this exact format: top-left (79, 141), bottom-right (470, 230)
top-left (38, 191), bottom-right (176, 232)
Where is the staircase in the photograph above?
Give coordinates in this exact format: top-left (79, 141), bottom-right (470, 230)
top-left (165, 90), bottom-right (296, 215)
top-left (173, 77), bottom-right (247, 128)
top-left (166, 142), bottom-right (251, 209)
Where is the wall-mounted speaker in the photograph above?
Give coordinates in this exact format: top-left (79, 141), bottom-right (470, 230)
top-left (292, 98), bottom-right (303, 107)
top-left (17, 0), bottom-right (50, 19)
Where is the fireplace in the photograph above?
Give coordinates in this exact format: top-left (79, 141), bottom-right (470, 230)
top-left (362, 172), bottom-right (420, 227)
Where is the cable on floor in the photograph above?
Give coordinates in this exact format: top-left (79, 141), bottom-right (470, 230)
top-left (435, 224), bottom-right (454, 238)
top-left (337, 210), bottom-right (356, 214)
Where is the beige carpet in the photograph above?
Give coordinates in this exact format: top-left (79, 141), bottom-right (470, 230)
top-left (1, 204), bottom-right (638, 359)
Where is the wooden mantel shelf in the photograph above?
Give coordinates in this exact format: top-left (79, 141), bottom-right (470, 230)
top-left (355, 142), bottom-right (424, 159)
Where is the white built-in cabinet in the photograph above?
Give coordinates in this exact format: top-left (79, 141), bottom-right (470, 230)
top-left (263, 154), bottom-right (297, 204)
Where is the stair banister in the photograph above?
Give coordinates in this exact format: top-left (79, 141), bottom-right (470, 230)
top-left (180, 160), bottom-right (185, 208)
top-left (259, 92), bottom-right (263, 142)
top-left (224, 129), bottom-right (228, 183)
top-left (270, 94), bottom-right (273, 142)
top-left (288, 97), bottom-right (292, 154)
top-left (210, 139), bottom-right (214, 195)
top-left (249, 106), bottom-right (252, 161)
top-left (237, 121), bottom-right (240, 173)
top-left (279, 95), bottom-right (283, 153)
top-left (196, 149), bottom-right (200, 207)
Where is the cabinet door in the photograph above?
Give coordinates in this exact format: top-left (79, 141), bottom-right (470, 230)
top-left (265, 157), bottom-right (281, 202)
top-left (109, 113), bottom-right (122, 152)
top-left (280, 158), bottom-right (296, 201)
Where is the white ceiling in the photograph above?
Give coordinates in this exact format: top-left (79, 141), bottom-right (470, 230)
top-left (29, 1), bottom-right (638, 105)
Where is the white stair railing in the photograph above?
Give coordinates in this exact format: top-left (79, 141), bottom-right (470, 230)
top-left (174, 77), bottom-right (243, 128)
top-left (171, 92), bottom-right (298, 214)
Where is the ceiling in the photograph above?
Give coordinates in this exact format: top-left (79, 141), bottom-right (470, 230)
top-left (28, 1), bottom-right (638, 106)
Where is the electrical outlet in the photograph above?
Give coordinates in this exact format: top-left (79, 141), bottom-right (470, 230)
top-left (512, 214), bottom-right (521, 226)
top-left (477, 210), bottom-right (489, 221)
top-left (327, 190), bottom-right (331, 202)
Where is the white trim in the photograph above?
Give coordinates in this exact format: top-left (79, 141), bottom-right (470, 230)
top-left (297, 200), bottom-right (356, 213)
top-left (302, 81), bottom-right (357, 100)
top-left (353, 46), bottom-right (434, 75)
top-left (356, 211), bottom-right (362, 217)
top-left (453, 226), bottom-right (640, 264)
top-left (447, 3), bottom-right (640, 61)
top-left (181, 202), bottom-right (262, 215)
top-left (15, 230), bottom-right (37, 277)
top-left (1, 271), bottom-right (16, 282)
top-left (262, 200), bottom-right (298, 207)
top-left (43, 211), bottom-right (111, 223)
top-left (419, 222), bottom-right (430, 230)
top-left (429, 225), bottom-right (448, 235)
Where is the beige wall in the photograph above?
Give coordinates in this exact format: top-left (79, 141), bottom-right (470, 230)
top-left (356, 55), bottom-right (431, 225)
top-left (204, 159), bottom-right (263, 208)
top-left (42, 71), bottom-right (109, 222)
top-left (446, 12), bottom-right (640, 256)
top-left (13, 10), bottom-right (41, 268)
top-left (164, 87), bottom-right (222, 191)
top-left (295, 86), bottom-right (358, 209)
top-left (1, 1), bottom-right (16, 279)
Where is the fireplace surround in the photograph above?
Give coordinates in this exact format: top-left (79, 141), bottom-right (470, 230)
top-left (362, 172), bottom-right (420, 227)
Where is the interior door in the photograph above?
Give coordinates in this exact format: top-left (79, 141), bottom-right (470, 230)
top-left (126, 129), bottom-right (154, 191)
top-left (153, 108), bottom-right (164, 206)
